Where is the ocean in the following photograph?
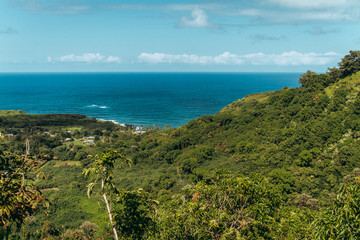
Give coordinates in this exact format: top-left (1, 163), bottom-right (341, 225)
top-left (0, 73), bottom-right (300, 127)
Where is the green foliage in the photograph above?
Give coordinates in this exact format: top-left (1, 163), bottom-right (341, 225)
top-left (83, 150), bottom-right (131, 197)
top-left (298, 70), bottom-right (319, 88)
top-left (83, 150), bottom-right (131, 240)
top-left (296, 150), bottom-right (313, 167)
top-left (313, 178), bottom-right (360, 239)
top-left (113, 189), bottom-right (156, 239)
top-left (0, 112), bottom-right (118, 133)
top-left (0, 110), bottom-right (26, 116)
top-left (268, 169), bottom-right (295, 194)
top-left (236, 141), bottom-right (255, 154)
top-left (80, 221), bottom-right (98, 239)
top-left (338, 50), bottom-right (360, 78)
top-left (153, 175), bottom-right (282, 239)
top-left (0, 147), bottom-right (49, 228)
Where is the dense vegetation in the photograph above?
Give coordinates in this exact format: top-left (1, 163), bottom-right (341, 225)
top-left (1, 51), bottom-right (360, 239)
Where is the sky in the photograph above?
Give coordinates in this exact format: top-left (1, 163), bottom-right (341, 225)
top-left (0, 0), bottom-right (359, 73)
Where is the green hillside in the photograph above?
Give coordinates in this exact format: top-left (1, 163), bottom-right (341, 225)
top-left (2, 51), bottom-right (360, 239)
top-left (0, 111), bottom-right (119, 131)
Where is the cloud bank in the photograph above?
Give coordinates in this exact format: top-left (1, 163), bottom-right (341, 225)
top-left (138, 51), bottom-right (338, 66)
top-left (9, 1), bottom-right (360, 26)
top-left (48, 53), bottom-right (121, 63)
top-left (266, 0), bottom-right (355, 9)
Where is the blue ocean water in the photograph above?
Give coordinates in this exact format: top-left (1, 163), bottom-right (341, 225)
top-left (0, 73), bottom-right (300, 127)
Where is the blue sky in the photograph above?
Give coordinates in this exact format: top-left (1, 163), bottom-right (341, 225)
top-left (0, 0), bottom-right (359, 72)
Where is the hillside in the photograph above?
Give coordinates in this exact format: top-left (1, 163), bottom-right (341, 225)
top-left (2, 51), bottom-right (360, 239)
top-left (0, 110), bottom-right (119, 131)
top-left (117, 66), bottom-right (360, 200)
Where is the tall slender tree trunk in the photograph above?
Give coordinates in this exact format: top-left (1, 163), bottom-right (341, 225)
top-left (102, 172), bottom-right (119, 240)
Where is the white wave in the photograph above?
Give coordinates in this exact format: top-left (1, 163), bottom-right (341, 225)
top-left (99, 118), bottom-right (121, 125)
top-left (109, 120), bottom-right (120, 124)
top-left (87, 104), bottom-right (108, 109)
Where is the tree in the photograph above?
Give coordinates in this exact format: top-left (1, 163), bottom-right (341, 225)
top-left (269, 169), bottom-right (296, 194)
top-left (113, 188), bottom-right (156, 239)
top-left (0, 138), bottom-right (49, 237)
top-left (154, 175), bottom-right (282, 239)
top-left (80, 221), bottom-right (98, 239)
top-left (338, 50), bottom-right (360, 78)
top-left (82, 150), bottom-right (131, 240)
top-left (298, 70), bottom-right (318, 88)
top-left (296, 150), bottom-right (313, 167)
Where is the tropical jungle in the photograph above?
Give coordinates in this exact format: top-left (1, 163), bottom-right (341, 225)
top-left (1, 51), bottom-right (360, 239)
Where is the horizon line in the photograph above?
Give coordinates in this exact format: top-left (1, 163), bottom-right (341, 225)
top-left (0, 71), bottom-right (305, 74)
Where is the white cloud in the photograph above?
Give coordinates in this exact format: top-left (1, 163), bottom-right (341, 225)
top-left (48, 53), bottom-right (121, 64)
top-left (266, 0), bottom-right (355, 9)
top-left (212, 52), bottom-right (244, 65)
top-left (178, 9), bottom-right (214, 28)
top-left (297, 11), bottom-right (352, 21)
top-left (235, 8), bottom-right (354, 23)
top-left (106, 56), bottom-right (122, 63)
top-left (60, 53), bottom-right (104, 63)
top-left (138, 51), bottom-right (338, 66)
top-left (138, 53), bottom-right (213, 64)
top-left (244, 51), bottom-right (338, 65)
